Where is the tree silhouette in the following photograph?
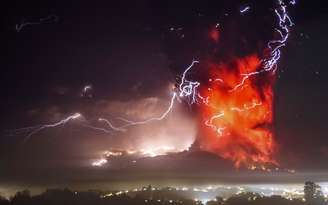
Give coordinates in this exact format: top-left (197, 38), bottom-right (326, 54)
top-left (11, 190), bottom-right (31, 205)
top-left (304, 181), bottom-right (325, 205)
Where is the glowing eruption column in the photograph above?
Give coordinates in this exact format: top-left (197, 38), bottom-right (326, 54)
top-left (199, 56), bottom-right (276, 168)
top-left (197, 0), bottom-right (294, 168)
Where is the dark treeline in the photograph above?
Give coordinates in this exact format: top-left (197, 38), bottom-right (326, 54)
top-left (0, 181), bottom-right (326, 205)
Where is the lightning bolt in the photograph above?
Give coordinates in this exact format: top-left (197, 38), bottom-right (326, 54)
top-left (81, 84), bottom-right (93, 98)
top-left (205, 111), bottom-right (225, 136)
top-left (85, 60), bottom-right (201, 133)
top-left (229, 0), bottom-right (294, 92)
top-left (82, 85), bottom-right (92, 94)
top-left (98, 118), bottom-right (127, 132)
top-left (178, 60), bottom-right (200, 104)
top-left (230, 101), bottom-right (262, 112)
top-left (240, 6), bottom-right (251, 14)
top-left (18, 113), bottom-right (82, 142)
top-left (114, 92), bottom-right (177, 128)
top-left (16, 15), bottom-right (58, 32)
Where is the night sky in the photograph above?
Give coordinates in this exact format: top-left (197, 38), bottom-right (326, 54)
top-left (1, 0), bottom-right (328, 187)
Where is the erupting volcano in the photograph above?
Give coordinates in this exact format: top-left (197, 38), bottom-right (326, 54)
top-left (8, 0), bottom-right (295, 172)
top-left (174, 0), bottom-right (294, 169)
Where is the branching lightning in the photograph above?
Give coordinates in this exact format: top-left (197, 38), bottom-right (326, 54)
top-left (205, 111), bottom-right (225, 136)
top-left (87, 60), bottom-right (200, 133)
top-left (114, 92), bottom-right (177, 128)
top-left (178, 60), bottom-right (200, 104)
top-left (230, 0), bottom-right (294, 93)
top-left (19, 113), bottom-right (82, 142)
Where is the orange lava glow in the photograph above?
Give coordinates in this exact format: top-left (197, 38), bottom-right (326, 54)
top-left (199, 55), bottom-right (278, 168)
